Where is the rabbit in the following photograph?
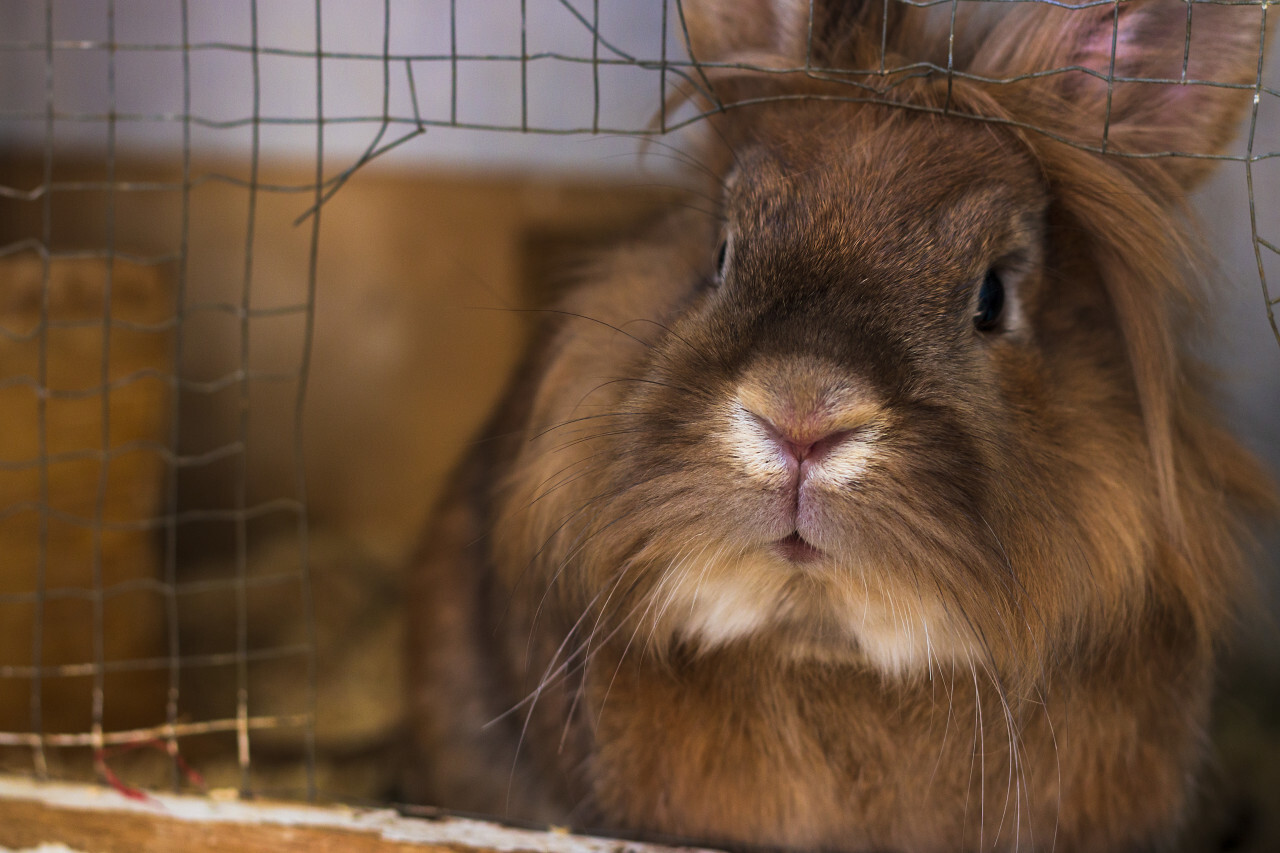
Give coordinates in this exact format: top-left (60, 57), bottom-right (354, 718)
top-left (404, 1), bottom-right (1276, 850)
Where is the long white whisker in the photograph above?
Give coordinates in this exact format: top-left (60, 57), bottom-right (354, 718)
top-left (970, 659), bottom-right (986, 852)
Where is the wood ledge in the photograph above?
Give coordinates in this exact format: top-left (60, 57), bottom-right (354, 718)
top-left (0, 776), bottom-right (716, 853)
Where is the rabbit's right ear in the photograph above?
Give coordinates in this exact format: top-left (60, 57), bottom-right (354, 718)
top-left (970, 0), bottom-right (1267, 191)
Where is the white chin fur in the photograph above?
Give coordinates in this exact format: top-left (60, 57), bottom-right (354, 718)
top-left (650, 551), bottom-right (976, 677)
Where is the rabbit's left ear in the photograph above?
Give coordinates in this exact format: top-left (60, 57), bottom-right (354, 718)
top-left (680, 0), bottom-right (807, 70)
top-left (679, 0), bottom-right (901, 103)
top-left (972, 0), bottom-right (1267, 190)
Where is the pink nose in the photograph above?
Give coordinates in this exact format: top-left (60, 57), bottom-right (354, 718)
top-left (749, 413), bottom-right (857, 472)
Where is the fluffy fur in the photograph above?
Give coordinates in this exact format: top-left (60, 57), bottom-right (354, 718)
top-left (405, 2), bottom-right (1275, 850)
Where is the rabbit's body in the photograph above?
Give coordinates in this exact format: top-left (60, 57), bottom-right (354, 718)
top-left (405, 2), bottom-right (1273, 850)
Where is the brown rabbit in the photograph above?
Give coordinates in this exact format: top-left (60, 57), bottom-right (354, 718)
top-left (404, 2), bottom-right (1275, 850)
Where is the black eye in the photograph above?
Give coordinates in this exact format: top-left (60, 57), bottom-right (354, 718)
top-left (714, 239), bottom-right (729, 280)
top-left (973, 269), bottom-right (1004, 332)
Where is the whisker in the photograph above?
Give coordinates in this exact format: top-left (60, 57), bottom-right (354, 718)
top-left (967, 658), bottom-right (985, 852)
top-left (520, 455), bottom-right (611, 510)
top-left (559, 556), bottom-right (652, 752)
top-left (531, 410), bottom-right (637, 442)
top-left (571, 374), bottom-right (708, 403)
top-left (616, 317), bottom-right (703, 362)
top-left (489, 551), bottom-right (642, 729)
top-left (497, 480), bottom-right (620, 614)
top-left (545, 427), bottom-right (646, 457)
top-left (469, 305), bottom-right (658, 350)
top-left (501, 551), bottom-right (654, 812)
top-left (595, 552), bottom-right (697, 721)
top-left (631, 135), bottom-right (730, 189)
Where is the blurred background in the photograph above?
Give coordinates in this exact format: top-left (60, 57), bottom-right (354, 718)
top-left (0, 0), bottom-right (703, 801)
top-left (0, 0), bottom-right (1276, 847)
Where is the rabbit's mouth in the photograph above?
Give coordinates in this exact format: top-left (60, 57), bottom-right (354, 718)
top-left (773, 531), bottom-right (824, 564)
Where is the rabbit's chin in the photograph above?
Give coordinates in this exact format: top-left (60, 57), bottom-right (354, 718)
top-left (645, 548), bottom-right (980, 676)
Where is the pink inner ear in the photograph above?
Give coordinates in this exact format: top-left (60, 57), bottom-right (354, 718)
top-left (1077, 1), bottom-right (1261, 88)
top-left (1061, 1), bottom-right (1259, 138)
top-left (963, 1), bottom-right (1259, 184)
top-left (1074, 5), bottom-right (1179, 81)
top-left (1081, 17), bottom-right (1130, 77)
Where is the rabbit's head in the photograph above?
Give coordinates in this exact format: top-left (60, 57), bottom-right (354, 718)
top-left (494, 0), bottom-right (1272, 686)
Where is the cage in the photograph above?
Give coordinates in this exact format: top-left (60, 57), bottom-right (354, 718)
top-left (0, 1), bottom-right (1278, 850)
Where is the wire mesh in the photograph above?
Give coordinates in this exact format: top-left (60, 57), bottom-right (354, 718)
top-left (0, 0), bottom-right (1275, 805)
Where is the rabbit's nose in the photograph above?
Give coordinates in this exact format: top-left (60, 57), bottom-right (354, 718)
top-left (748, 413), bottom-right (858, 473)
top-left (729, 356), bottom-right (884, 490)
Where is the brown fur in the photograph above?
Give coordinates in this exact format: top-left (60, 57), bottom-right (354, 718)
top-left (406, 2), bottom-right (1274, 850)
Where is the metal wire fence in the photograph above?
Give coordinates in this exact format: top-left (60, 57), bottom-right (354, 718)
top-left (0, 0), bottom-right (1275, 804)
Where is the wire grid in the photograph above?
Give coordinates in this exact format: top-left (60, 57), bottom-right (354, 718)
top-left (0, 0), bottom-right (325, 799)
top-left (0, 0), bottom-right (1276, 804)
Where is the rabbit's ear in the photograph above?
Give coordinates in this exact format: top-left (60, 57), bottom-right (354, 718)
top-left (974, 0), bottom-right (1266, 189)
top-left (679, 0), bottom-right (900, 99)
top-left (679, 0), bottom-right (808, 68)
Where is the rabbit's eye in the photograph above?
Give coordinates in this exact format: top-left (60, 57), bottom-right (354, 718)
top-left (714, 239), bottom-right (729, 280)
top-left (973, 270), bottom-right (1005, 332)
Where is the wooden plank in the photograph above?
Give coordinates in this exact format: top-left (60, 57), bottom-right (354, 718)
top-left (0, 777), bottom-right (712, 853)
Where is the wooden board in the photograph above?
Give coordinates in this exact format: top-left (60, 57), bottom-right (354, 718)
top-left (0, 776), bottom-right (716, 853)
